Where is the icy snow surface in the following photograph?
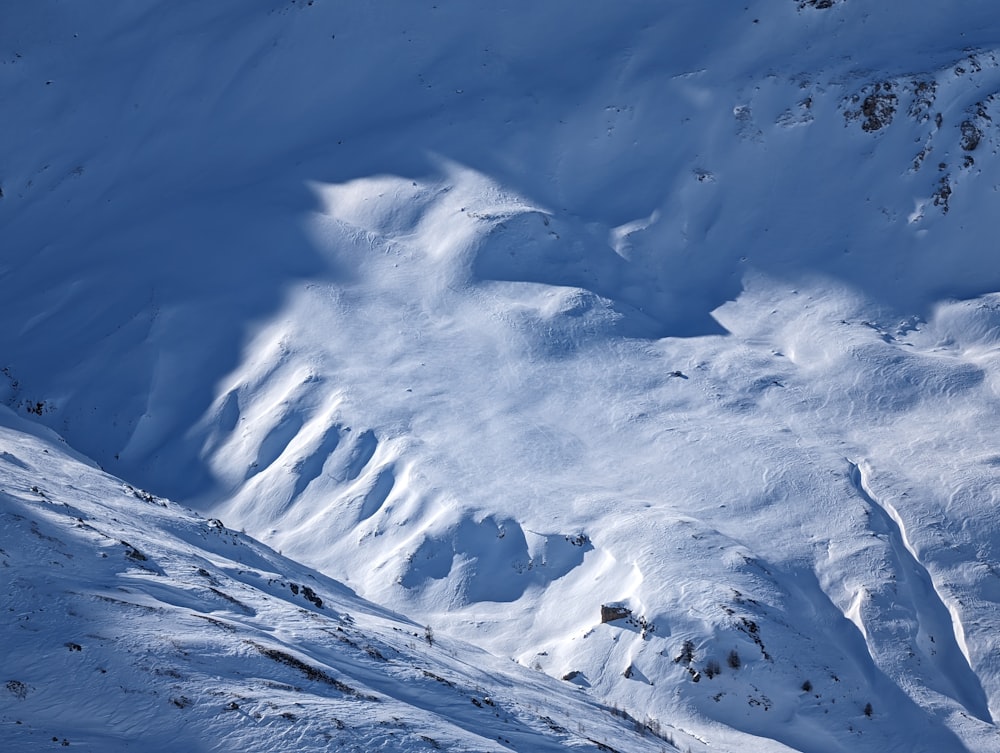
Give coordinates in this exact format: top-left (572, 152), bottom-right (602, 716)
top-left (3, 1), bottom-right (1000, 751)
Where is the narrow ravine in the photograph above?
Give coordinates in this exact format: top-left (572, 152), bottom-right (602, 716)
top-left (848, 460), bottom-right (992, 724)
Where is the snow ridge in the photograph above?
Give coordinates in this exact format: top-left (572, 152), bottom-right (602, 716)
top-left (848, 460), bottom-right (992, 724)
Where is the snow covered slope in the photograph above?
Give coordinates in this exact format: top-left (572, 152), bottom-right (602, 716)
top-left (4, 1), bottom-right (1000, 751)
top-left (1, 407), bottom-right (698, 752)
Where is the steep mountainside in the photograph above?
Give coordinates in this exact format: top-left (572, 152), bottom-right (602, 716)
top-left (1, 407), bottom-right (691, 752)
top-left (3, 2), bottom-right (1000, 751)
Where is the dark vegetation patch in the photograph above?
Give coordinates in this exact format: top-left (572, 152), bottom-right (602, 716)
top-left (247, 641), bottom-right (377, 700)
top-left (421, 670), bottom-right (454, 687)
top-left (6, 680), bottom-right (29, 699)
top-left (120, 540), bottom-right (147, 561)
top-left (737, 617), bottom-right (772, 660)
top-left (607, 703), bottom-right (675, 745)
top-left (191, 613), bottom-right (237, 632)
top-left (208, 587), bottom-right (253, 614)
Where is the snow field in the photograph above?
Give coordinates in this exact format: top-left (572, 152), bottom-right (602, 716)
top-left (4, 1), bottom-right (1000, 750)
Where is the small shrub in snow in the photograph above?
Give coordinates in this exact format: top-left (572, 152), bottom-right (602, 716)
top-left (704, 659), bottom-right (721, 679)
top-left (674, 640), bottom-right (696, 665)
top-left (5, 680), bottom-right (29, 699)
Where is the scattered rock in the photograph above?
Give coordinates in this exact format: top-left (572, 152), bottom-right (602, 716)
top-left (600, 604), bottom-right (631, 623)
top-left (907, 80), bottom-right (937, 124)
top-left (844, 81), bottom-right (897, 132)
top-left (932, 174), bottom-right (952, 214)
top-left (960, 120), bottom-right (983, 151)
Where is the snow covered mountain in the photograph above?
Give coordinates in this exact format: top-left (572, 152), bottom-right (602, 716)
top-left (0, 406), bottom-right (689, 752)
top-left (4, 1), bottom-right (1000, 751)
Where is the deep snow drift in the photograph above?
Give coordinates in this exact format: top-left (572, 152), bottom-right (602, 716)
top-left (3, 1), bottom-right (1000, 751)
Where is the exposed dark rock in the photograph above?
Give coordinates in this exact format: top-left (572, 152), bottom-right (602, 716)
top-left (600, 604), bottom-right (631, 623)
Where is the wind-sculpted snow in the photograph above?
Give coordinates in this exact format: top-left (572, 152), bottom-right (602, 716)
top-left (4, 2), bottom-right (1000, 751)
top-left (0, 408), bottom-right (688, 752)
top-left (848, 460), bottom-right (991, 723)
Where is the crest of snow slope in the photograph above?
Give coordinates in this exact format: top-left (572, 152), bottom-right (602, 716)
top-left (4, 1), bottom-right (1000, 751)
top-left (0, 406), bottom-right (706, 753)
